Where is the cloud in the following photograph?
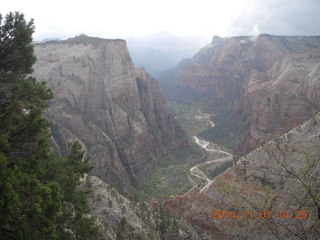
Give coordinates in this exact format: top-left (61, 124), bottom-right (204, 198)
top-left (253, 24), bottom-right (260, 35)
top-left (2, 0), bottom-right (319, 42)
top-left (126, 32), bottom-right (207, 51)
top-left (227, 0), bottom-right (320, 36)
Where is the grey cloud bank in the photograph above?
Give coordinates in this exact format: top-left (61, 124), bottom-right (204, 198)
top-left (227, 0), bottom-right (320, 36)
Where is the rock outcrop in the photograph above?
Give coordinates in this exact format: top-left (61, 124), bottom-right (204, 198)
top-left (81, 175), bottom-right (202, 240)
top-left (172, 35), bottom-right (320, 155)
top-left (32, 36), bottom-right (187, 192)
top-left (164, 113), bottom-right (320, 239)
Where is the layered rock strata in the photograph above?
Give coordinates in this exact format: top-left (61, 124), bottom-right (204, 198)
top-left (32, 36), bottom-right (187, 192)
top-left (174, 35), bottom-right (320, 155)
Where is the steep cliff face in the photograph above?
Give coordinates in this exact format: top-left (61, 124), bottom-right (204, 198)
top-left (32, 36), bottom-right (187, 192)
top-left (175, 35), bottom-right (320, 155)
top-left (164, 113), bottom-right (320, 239)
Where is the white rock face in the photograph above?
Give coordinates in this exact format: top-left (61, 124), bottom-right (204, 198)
top-left (32, 36), bottom-right (187, 192)
top-left (81, 175), bottom-right (160, 240)
top-left (81, 175), bottom-right (202, 240)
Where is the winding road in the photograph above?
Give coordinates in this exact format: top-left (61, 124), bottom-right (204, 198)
top-left (189, 112), bottom-right (233, 192)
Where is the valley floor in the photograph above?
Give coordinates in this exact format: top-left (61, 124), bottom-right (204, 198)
top-left (191, 136), bottom-right (233, 193)
top-left (136, 104), bottom-right (234, 202)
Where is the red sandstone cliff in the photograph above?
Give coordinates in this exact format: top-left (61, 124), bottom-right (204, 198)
top-left (175, 35), bottom-right (320, 156)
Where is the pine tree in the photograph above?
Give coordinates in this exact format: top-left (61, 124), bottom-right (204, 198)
top-left (0, 12), bottom-right (97, 239)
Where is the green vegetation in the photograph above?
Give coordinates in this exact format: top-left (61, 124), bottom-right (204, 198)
top-left (136, 100), bottom-right (234, 202)
top-left (136, 144), bottom-right (204, 201)
top-left (198, 159), bottom-right (233, 179)
top-left (168, 92), bottom-right (246, 150)
top-left (199, 106), bottom-right (249, 150)
top-left (167, 101), bottom-right (213, 138)
top-left (0, 12), bottom-right (97, 239)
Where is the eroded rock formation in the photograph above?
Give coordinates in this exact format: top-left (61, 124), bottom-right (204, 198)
top-left (173, 35), bottom-right (320, 155)
top-left (32, 36), bottom-right (187, 192)
top-left (164, 113), bottom-right (320, 239)
top-left (81, 175), bottom-right (202, 240)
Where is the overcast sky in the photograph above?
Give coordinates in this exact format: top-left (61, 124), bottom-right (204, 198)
top-left (2, 0), bottom-right (320, 46)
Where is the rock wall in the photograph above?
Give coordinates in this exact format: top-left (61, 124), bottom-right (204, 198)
top-left (175, 35), bottom-right (320, 156)
top-left (81, 175), bottom-right (202, 240)
top-left (164, 113), bottom-right (320, 239)
top-left (32, 36), bottom-right (187, 192)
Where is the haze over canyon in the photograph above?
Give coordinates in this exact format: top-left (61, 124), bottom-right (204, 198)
top-left (28, 34), bottom-right (320, 239)
top-left (1, 4), bottom-right (320, 238)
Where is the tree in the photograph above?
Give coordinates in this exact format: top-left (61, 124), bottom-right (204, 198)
top-left (0, 12), bottom-right (97, 239)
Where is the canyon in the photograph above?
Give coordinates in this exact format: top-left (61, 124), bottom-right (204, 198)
top-left (31, 34), bottom-right (320, 239)
top-left (32, 35), bottom-right (188, 193)
top-left (162, 35), bottom-right (320, 157)
top-left (164, 113), bottom-right (320, 239)
top-left (2, 5), bottom-right (320, 239)
top-left (158, 34), bottom-right (320, 239)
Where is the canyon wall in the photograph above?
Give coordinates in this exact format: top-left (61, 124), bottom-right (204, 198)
top-left (32, 36), bottom-right (187, 192)
top-left (174, 35), bottom-right (320, 156)
top-left (164, 113), bottom-right (320, 239)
